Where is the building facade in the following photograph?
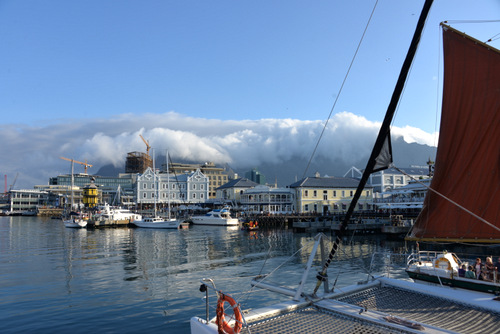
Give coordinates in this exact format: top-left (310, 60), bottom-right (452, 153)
top-left (240, 185), bottom-right (295, 214)
top-left (215, 178), bottom-right (259, 205)
top-left (289, 174), bottom-right (373, 214)
top-left (136, 167), bottom-right (209, 206)
top-left (344, 166), bottom-right (431, 193)
top-left (167, 162), bottom-right (229, 199)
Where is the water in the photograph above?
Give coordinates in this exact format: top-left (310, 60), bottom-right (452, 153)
top-left (0, 216), bottom-right (408, 333)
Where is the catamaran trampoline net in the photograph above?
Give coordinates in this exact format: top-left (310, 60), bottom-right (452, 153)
top-left (241, 306), bottom-right (411, 334)
top-left (241, 286), bottom-right (500, 334)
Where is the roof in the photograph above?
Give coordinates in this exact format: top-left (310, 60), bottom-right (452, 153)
top-left (217, 178), bottom-right (259, 190)
top-left (289, 176), bottom-right (367, 189)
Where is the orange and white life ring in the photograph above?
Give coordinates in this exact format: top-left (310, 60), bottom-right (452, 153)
top-left (435, 257), bottom-right (452, 270)
top-left (216, 292), bottom-right (243, 334)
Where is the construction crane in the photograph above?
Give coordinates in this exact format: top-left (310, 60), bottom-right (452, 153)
top-left (9, 172), bottom-right (18, 191)
top-left (60, 157), bottom-right (93, 174)
top-left (139, 134), bottom-right (151, 157)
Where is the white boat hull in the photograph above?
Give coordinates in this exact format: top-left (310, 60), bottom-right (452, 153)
top-left (64, 219), bottom-right (87, 228)
top-left (132, 217), bottom-right (181, 229)
top-left (190, 217), bottom-right (239, 226)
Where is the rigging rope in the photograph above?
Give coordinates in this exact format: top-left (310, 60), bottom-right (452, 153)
top-left (302, 0), bottom-right (380, 179)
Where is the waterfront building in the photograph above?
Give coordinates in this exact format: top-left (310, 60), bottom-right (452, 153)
top-left (344, 166), bottom-right (430, 193)
top-left (373, 178), bottom-right (430, 213)
top-left (166, 162), bottom-right (229, 199)
top-left (240, 185), bottom-right (295, 214)
top-left (47, 173), bottom-right (136, 205)
top-left (214, 178), bottom-right (259, 206)
top-left (289, 173), bottom-right (373, 214)
top-left (7, 189), bottom-right (49, 214)
top-left (136, 167), bottom-right (209, 207)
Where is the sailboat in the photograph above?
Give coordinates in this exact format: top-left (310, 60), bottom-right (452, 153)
top-left (132, 151), bottom-right (181, 229)
top-left (63, 159), bottom-right (87, 228)
top-left (190, 1), bottom-right (500, 332)
top-left (403, 19), bottom-right (500, 294)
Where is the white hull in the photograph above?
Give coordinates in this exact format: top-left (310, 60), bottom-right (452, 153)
top-left (190, 217), bottom-right (239, 226)
top-left (132, 217), bottom-right (181, 229)
top-left (191, 208), bottom-right (239, 226)
top-left (191, 275), bottom-right (500, 334)
top-left (64, 219), bottom-right (87, 228)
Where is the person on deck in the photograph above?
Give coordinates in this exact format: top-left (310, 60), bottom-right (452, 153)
top-left (495, 257), bottom-right (500, 282)
top-left (475, 258), bottom-right (483, 280)
top-left (465, 266), bottom-right (476, 279)
top-left (484, 257), bottom-right (496, 282)
top-left (458, 264), bottom-right (466, 277)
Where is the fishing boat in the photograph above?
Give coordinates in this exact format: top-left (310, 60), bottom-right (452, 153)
top-left (190, 1), bottom-right (500, 332)
top-left (190, 207), bottom-right (239, 226)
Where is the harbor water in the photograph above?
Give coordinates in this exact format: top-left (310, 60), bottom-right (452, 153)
top-left (0, 215), bottom-right (409, 333)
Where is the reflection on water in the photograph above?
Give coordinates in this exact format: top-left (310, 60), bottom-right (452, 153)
top-left (0, 216), bottom-right (409, 333)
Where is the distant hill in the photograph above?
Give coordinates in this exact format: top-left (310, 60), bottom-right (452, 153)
top-left (96, 137), bottom-right (436, 187)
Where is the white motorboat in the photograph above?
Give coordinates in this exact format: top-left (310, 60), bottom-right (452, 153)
top-left (97, 203), bottom-right (142, 224)
top-left (132, 216), bottom-right (181, 229)
top-left (190, 208), bottom-right (239, 226)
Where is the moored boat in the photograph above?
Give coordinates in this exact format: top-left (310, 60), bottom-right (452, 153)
top-left (94, 203), bottom-right (142, 225)
top-left (63, 212), bottom-right (88, 228)
top-left (190, 207), bottom-right (239, 226)
top-left (406, 250), bottom-right (500, 294)
top-left (132, 216), bottom-right (181, 229)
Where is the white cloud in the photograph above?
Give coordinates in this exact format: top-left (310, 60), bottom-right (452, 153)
top-left (0, 111), bottom-right (437, 189)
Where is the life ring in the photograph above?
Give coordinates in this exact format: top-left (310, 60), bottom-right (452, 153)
top-left (435, 257), bottom-right (452, 270)
top-left (216, 292), bottom-right (243, 334)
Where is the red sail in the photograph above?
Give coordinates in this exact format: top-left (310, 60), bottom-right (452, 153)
top-left (408, 25), bottom-right (500, 243)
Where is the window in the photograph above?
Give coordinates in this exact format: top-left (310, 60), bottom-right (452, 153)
top-left (313, 190), bottom-right (317, 197)
top-left (333, 190), bottom-right (337, 197)
top-left (323, 190), bottom-right (328, 200)
top-left (192, 193), bottom-right (196, 199)
top-left (350, 190), bottom-right (353, 196)
top-left (143, 183), bottom-right (146, 189)
top-left (304, 190), bottom-right (309, 197)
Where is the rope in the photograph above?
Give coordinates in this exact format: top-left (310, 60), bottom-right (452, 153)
top-left (302, 0), bottom-right (380, 179)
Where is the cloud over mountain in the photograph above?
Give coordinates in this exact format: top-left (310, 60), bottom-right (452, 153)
top-left (0, 111), bottom-right (437, 189)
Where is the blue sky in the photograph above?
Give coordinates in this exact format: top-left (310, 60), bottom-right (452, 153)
top-left (0, 0), bottom-right (499, 188)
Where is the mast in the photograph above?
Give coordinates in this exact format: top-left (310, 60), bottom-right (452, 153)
top-left (313, 0), bottom-right (434, 294)
top-left (70, 160), bottom-right (74, 211)
top-left (167, 151), bottom-right (171, 220)
top-left (152, 149), bottom-right (157, 218)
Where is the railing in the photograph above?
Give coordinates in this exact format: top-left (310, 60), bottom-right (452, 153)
top-left (198, 278), bottom-right (247, 330)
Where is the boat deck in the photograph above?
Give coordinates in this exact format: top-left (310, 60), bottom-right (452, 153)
top-left (241, 285), bottom-right (500, 334)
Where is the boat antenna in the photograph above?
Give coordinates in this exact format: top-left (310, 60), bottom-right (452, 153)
top-left (313, 0), bottom-right (435, 295)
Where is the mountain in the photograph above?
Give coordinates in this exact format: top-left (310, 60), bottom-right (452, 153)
top-left (95, 137), bottom-right (436, 187)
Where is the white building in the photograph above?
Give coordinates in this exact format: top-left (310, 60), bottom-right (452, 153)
top-left (345, 166), bottom-right (431, 193)
top-left (240, 185), bottom-right (295, 214)
top-left (136, 168), bottom-right (209, 205)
